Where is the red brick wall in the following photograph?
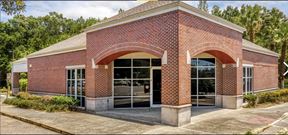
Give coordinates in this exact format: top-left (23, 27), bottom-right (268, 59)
top-left (86, 11), bottom-right (181, 105)
top-left (243, 50), bottom-right (278, 91)
top-left (28, 50), bottom-right (86, 94)
top-left (178, 11), bottom-right (243, 96)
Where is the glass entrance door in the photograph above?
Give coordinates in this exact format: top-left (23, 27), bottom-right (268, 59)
top-left (151, 68), bottom-right (161, 106)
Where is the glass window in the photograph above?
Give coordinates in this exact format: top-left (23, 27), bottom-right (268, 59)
top-left (114, 80), bottom-right (131, 96)
top-left (191, 58), bottom-right (197, 66)
top-left (152, 59), bottom-right (161, 66)
top-left (133, 59), bottom-right (150, 67)
top-left (198, 58), bottom-right (215, 66)
top-left (198, 67), bottom-right (215, 78)
top-left (191, 79), bottom-right (197, 95)
top-left (133, 80), bottom-right (150, 96)
top-left (133, 97), bottom-right (150, 107)
top-left (133, 68), bottom-right (150, 78)
top-left (198, 96), bottom-right (215, 106)
top-left (191, 67), bottom-right (197, 78)
top-left (198, 79), bottom-right (215, 95)
top-left (191, 96), bottom-right (197, 106)
top-left (114, 98), bottom-right (131, 108)
top-left (66, 68), bottom-right (85, 107)
top-left (114, 68), bottom-right (131, 79)
top-left (243, 66), bottom-right (253, 94)
top-left (191, 58), bottom-right (216, 107)
top-left (114, 59), bottom-right (131, 67)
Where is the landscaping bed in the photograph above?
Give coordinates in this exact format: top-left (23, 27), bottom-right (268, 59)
top-left (3, 92), bottom-right (78, 112)
top-left (244, 89), bottom-right (288, 108)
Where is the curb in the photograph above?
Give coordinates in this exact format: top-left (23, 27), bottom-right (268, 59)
top-left (0, 111), bottom-right (73, 135)
top-left (251, 112), bottom-right (288, 134)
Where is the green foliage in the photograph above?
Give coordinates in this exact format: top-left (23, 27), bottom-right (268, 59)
top-left (51, 96), bottom-right (77, 106)
top-left (198, 0), bottom-right (208, 12)
top-left (0, 12), bottom-right (101, 86)
top-left (245, 131), bottom-right (255, 135)
top-left (19, 78), bottom-right (27, 91)
top-left (5, 92), bottom-right (77, 112)
top-left (243, 94), bottom-right (257, 107)
top-left (257, 89), bottom-right (288, 104)
top-left (0, 0), bottom-right (25, 15)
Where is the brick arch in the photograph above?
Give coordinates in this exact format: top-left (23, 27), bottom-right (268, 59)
top-left (190, 42), bottom-right (237, 64)
top-left (93, 42), bottom-right (164, 65)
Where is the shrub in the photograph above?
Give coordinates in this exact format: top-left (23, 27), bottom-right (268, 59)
top-left (19, 78), bottom-right (28, 91)
top-left (50, 96), bottom-right (77, 106)
top-left (4, 93), bottom-right (78, 112)
top-left (243, 94), bottom-right (257, 107)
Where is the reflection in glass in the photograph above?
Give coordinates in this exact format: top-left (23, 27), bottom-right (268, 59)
top-left (191, 67), bottom-right (197, 78)
top-left (114, 80), bottom-right (131, 96)
top-left (114, 59), bottom-right (131, 67)
top-left (198, 58), bottom-right (215, 66)
top-left (114, 98), bottom-right (131, 108)
top-left (133, 59), bottom-right (150, 67)
top-left (191, 79), bottom-right (197, 95)
top-left (133, 68), bottom-right (150, 78)
top-left (198, 67), bottom-right (215, 78)
top-left (192, 58), bottom-right (197, 66)
top-left (192, 96), bottom-right (197, 106)
top-left (152, 59), bottom-right (161, 66)
top-left (133, 80), bottom-right (150, 96)
top-left (198, 79), bottom-right (215, 95)
top-left (114, 68), bottom-right (131, 79)
top-left (198, 96), bottom-right (215, 106)
top-left (133, 97), bottom-right (150, 107)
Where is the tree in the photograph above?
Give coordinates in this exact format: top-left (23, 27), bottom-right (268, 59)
top-left (0, 12), bottom-right (101, 87)
top-left (198, 0), bottom-right (208, 12)
top-left (118, 8), bottom-right (125, 14)
top-left (278, 21), bottom-right (288, 88)
top-left (1, 0), bottom-right (25, 15)
top-left (211, 5), bottom-right (222, 17)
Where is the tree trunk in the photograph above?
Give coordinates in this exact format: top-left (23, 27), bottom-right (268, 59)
top-left (279, 41), bottom-right (287, 88)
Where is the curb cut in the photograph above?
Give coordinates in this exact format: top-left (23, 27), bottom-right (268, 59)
top-left (0, 111), bottom-right (73, 135)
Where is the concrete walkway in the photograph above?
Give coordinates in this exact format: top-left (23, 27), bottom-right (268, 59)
top-left (1, 96), bottom-right (288, 134)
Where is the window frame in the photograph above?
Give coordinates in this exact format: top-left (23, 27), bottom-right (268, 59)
top-left (243, 65), bottom-right (253, 95)
top-left (191, 58), bottom-right (216, 107)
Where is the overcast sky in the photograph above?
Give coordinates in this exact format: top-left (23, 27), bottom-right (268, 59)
top-left (1, 1), bottom-right (287, 22)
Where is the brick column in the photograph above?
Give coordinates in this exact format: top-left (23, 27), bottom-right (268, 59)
top-left (161, 51), bottom-right (191, 126)
top-left (85, 64), bottom-right (113, 112)
top-left (222, 64), bottom-right (243, 108)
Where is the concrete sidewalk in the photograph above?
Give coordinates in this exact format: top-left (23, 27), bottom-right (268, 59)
top-left (1, 97), bottom-right (288, 134)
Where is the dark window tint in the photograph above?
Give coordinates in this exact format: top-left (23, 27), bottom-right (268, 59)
top-left (133, 59), bottom-right (150, 67)
top-left (191, 67), bottom-right (197, 78)
top-left (198, 96), bottom-right (215, 106)
top-left (191, 58), bottom-right (197, 66)
top-left (198, 67), bottom-right (215, 78)
top-left (191, 79), bottom-right (197, 95)
top-left (114, 68), bottom-right (131, 79)
top-left (133, 80), bottom-right (150, 96)
top-left (198, 79), bottom-right (215, 95)
top-left (114, 59), bottom-right (131, 67)
top-left (114, 98), bottom-right (131, 108)
top-left (198, 58), bottom-right (215, 66)
top-left (133, 97), bottom-right (150, 107)
top-left (133, 68), bottom-right (150, 78)
top-left (191, 96), bottom-right (197, 106)
top-left (152, 59), bottom-right (161, 66)
top-left (114, 80), bottom-right (131, 96)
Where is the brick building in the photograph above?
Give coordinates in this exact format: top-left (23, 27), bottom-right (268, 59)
top-left (12, 1), bottom-right (278, 126)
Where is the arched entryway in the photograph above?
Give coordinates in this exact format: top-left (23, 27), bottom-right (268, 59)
top-left (190, 49), bottom-right (241, 109)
